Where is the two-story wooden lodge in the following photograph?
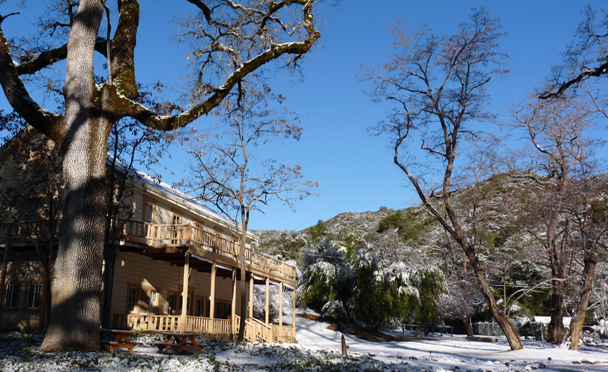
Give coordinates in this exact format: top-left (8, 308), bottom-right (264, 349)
top-left (0, 127), bottom-right (297, 343)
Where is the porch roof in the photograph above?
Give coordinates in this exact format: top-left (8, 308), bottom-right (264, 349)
top-left (124, 244), bottom-right (289, 285)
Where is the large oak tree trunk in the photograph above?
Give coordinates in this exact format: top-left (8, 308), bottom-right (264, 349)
top-left (547, 279), bottom-right (566, 344)
top-left (567, 251), bottom-right (598, 351)
top-left (41, 0), bottom-right (109, 351)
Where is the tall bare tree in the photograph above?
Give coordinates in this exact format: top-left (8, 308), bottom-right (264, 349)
top-left (510, 92), bottom-right (603, 345)
top-left (363, 9), bottom-right (524, 350)
top-left (0, 0), bottom-right (320, 351)
top-left (564, 181), bottom-right (608, 350)
top-left (179, 84), bottom-right (318, 342)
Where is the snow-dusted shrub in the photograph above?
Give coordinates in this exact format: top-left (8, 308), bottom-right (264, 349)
top-left (349, 250), bottom-right (396, 330)
top-left (350, 249), bottom-right (446, 330)
top-left (298, 261), bottom-right (338, 310)
top-left (376, 210), bottom-right (403, 233)
top-left (408, 266), bottom-right (446, 324)
top-left (321, 300), bottom-right (345, 319)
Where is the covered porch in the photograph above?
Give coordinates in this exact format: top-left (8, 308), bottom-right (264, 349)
top-left (115, 224), bottom-right (298, 343)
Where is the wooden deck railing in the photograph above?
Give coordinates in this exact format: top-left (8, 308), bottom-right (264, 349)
top-left (125, 313), bottom-right (296, 343)
top-left (272, 324), bottom-right (296, 343)
top-left (0, 220), bottom-right (57, 239)
top-left (127, 314), bottom-right (232, 334)
top-left (250, 317), bottom-right (273, 343)
top-left (233, 315), bottom-right (258, 343)
top-left (120, 220), bottom-right (296, 282)
top-left (0, 219), bottom-right (296, 282)
top-left (127, 314), bottom-right (181, 332)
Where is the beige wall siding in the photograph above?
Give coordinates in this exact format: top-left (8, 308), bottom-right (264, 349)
top-left (111, 252), bottom-right (244, 322)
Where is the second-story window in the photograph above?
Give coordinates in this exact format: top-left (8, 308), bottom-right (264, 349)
top-left (143, 199), bottom-right (155, 238)
top-left (144, 203), bottom-right (154, 223)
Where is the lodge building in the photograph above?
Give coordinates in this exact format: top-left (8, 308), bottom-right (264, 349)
top-left (0, 127), bottom-right (297, 343)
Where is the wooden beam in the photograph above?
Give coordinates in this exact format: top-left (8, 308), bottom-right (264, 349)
top-left (279, 282), bottom-right (283, 328)
top-left (231, 269), bottom-right (236, 334)
top-left (292, 288), bottom-right (296, 340)
top-left (248, 266), bottom-right (297, 287)
top-left (143, 245), bottom-right (186, 255)
top-left (265, 277), bottom-right (269, 325)
top-left (179, 245), bottom-right (298, 287)
top-left (249, 273), bottom-right (254, 319)
top-left (210, 262), bottom-right (216, 325)
top-left (179, 253), bottom-right (190, 332)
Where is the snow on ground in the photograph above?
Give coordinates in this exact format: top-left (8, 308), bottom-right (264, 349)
top-left (0, 314), bottom-right (607, 372)
top-left (295, 315), bottom-right (608, 371)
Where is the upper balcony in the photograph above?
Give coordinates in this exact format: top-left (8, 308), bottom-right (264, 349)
top-left (0, 220), bottom-right (297, 286)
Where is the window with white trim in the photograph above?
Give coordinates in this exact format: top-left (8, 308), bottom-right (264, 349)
top-left (26, 283), bottom-right (41, 309)
top-left (143, 200), bottom-right (156, 237)
top-left (4, 283), bottom-right (18, 308)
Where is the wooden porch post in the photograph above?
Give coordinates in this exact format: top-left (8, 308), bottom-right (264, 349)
top-left (210, 262), bottom-right (216, 333)
top-left (184, 222), bottom-right (193, 243)
top-left (231, 269), bottom-right (236, 334)
top-left (249, 274), bottom-right (254, 319)
top-left (265, 277), bottom-right (269, 325)
top-left (279, 282), bottom-right (283, 329)
top-left (179, 252), bottom-right (190, 332)
top-left (292, 288), bottom-right (296, 340)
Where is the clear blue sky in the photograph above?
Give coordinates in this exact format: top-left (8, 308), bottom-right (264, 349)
top-left (1, 1), bottom-right (606, 231)
top-left (224, 0), bottom-right (608, 231)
